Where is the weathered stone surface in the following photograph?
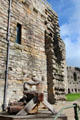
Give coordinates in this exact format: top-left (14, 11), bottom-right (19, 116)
top-left (0, 111), bottom-right (67, 120)
top-left (67, 66), bottom-right (80, 94)
top-left (0, 0), bottom-right (66, 110)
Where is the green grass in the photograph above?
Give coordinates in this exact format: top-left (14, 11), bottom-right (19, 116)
top-left (66, 93), bottom-right (80, 101)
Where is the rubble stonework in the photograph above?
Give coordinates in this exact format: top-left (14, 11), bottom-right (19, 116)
top-left (67, 66), bottom-right (80, 93)
top-left (0, 0), bottom-right (66, 110)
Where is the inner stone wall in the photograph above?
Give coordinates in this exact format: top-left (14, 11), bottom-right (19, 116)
top-left (67, 66), bottom-right (80, 93)
top-left (0, 0), bottom-right (66, 110)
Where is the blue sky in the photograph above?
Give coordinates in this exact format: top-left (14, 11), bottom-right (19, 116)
top-left (47, 0), bottom-right (80, 67)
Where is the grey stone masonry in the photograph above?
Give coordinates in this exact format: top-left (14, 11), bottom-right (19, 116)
top-left (67, 66), bottom-right (80, 94)
top-left (0, 0), bottom-right (66, 110)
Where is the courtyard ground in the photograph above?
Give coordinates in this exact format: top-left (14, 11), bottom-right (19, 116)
top-left (53, 99), bottom-right (80, 120)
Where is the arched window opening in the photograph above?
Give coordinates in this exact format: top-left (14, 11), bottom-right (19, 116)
top-left (68, 88), bottom-right (70, 93)
top-left (75, 88), bottom-right (77, 93)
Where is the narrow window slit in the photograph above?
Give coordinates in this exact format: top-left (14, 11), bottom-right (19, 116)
top-left (16, 23), bottom-right (22, 44)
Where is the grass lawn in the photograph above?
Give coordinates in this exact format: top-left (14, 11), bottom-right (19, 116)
top-left (66, 93), bottom-right (80, 101)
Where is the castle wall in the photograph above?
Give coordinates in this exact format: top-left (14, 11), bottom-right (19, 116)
top-left (67, 67), bottom-right (80, 93)
top-left (0, 0), bottom-right (66, 110)
top-left (45, 8), bottom-right (66, 102)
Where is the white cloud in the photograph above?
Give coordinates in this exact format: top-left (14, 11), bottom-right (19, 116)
top-left (60, 0), bottom-right (80, 67)
top-left (60, 24), bottom-right (70, 37)
top-left (64, 36), bottom-right (80, 67)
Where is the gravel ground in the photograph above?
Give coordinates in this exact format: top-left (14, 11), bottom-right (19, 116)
top-left (53, 99), bottom-right (80, 120)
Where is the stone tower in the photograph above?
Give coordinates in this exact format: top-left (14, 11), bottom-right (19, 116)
top-left (0, 0), bottom-right (66, 110)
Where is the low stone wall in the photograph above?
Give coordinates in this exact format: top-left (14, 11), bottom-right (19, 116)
top-left (0, 111), bottom-right (67, 120)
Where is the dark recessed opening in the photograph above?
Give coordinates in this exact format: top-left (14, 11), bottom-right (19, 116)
top-left (16, 23), bottom-right (22, 44)
top-left (73, 72), bottom-right (77, 81)
top-left (68, 88), bottom-right (70, 93)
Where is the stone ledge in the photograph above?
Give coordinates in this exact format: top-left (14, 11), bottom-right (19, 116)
top-left (0, 110), bottom-right (67, 120)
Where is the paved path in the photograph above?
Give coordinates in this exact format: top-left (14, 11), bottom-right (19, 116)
top-left (53, 99), bottom-right (80, 120)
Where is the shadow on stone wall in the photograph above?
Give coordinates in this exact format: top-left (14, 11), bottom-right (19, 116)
top-left (45, 30), bottom-right (56, 104)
